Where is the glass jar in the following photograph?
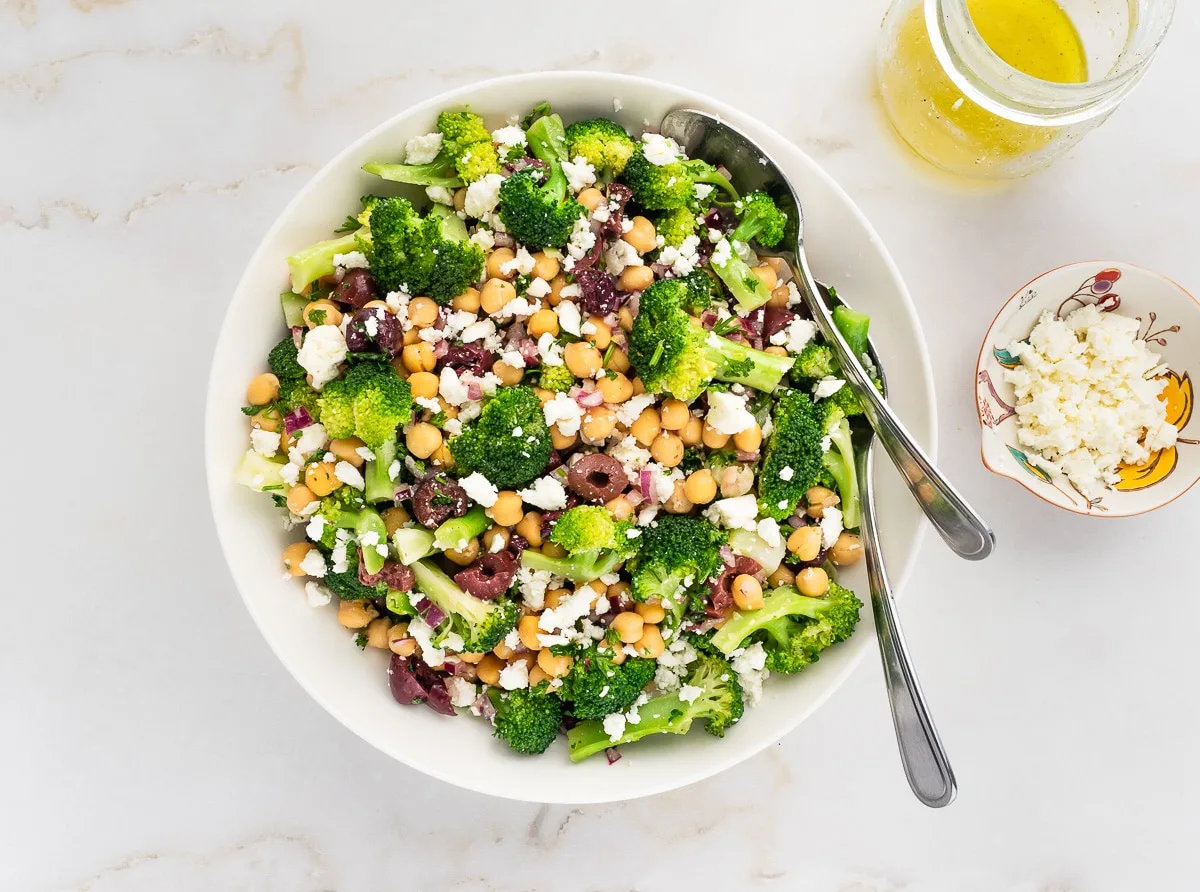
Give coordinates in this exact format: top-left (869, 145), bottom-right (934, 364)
top-left (877, 0), bottom-right (1176, 178)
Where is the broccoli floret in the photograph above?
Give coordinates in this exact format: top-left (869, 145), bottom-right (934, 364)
top-left (822, 378), bottom-right (880, 418)
top-left (709, 582), bottom-right (863, 674)
top-left (655, 207), bottom-right (699, 248)
top-left (286, 232), bottom-right (360, 294)
top-left (832, 304), bottom-right (871, 360)
top-left (364, 196), bottom-right (485, 304)
top-left (520, 506), bottom-right (637, 583)
top-left (680, 269), bottom-right (720, 314)
top-left (561, 645), bottom-right (656, 720)
top-left (488, 684), bottom-right (563, 755)
top-left (277, 377), bottom-right (321, 421)
top-left (324, 542), bottom-right (385, 601)
top-left (730, 191), bottom-right (787, 248)
top-left (623, 149), bottom-right (737, 210)
top-left (793, 344), bottom-right (838, 380)
top-left (819, 402), bottom-right (861, 530)
top-left (564, 118), bottom-right (637, 178)
top-left (628, 279), bottom-right (794, 401)
top-left (497, 113), bottom-right (586, 249)
top-left (709, 237), bottom-right (775, 312)
top-left (758, 389), bottom-right (825, 521)
top-left (628, 515), bottom-right (726, 621)
top-left (538, 364), bottom-right (575, 392)
top-left (268, 337), bottom-right (306, 381)
top-left (449, 386), bottom-right (551, 488)
top-left (362, 110), bottom-right (500, 187)
top-left (410, 559), bottom-right (519, 654)
top-left (566, 654), bottom-right (744, 762)
top-left (318, 362), bottom-right (413, 447)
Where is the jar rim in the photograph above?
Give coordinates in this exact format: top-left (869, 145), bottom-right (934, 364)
top-left (927, 0), bottom-right (1176, 126)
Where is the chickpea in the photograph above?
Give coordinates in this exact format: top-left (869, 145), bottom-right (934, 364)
top-left (719, 464), bottom-right (756, 499)
top-left (302, 299), bottom-right (342, 329)
top-left (663, 481), bottom-right (693, 514)
top-left (544, 587), bottom-right (570, 609)
top-left (768, 565), bottom-right (796, 588)
top-left (617, 306), bottom-right (634, 333)
top-left (330, 436), bottom-right (368, 468)
top-left (581, 405), bottom-right (617, 443)
top-left (733, 424), bottom-right (763, 453)
top-left (388, 623), bottom-right (417, 656)
top-left (250, 407), bottom-right (281, 432)
top-left (445, 536), bottom-right (481, 566)
top-left (829, 532), bottom-right (864, 566)
top-left (476, 654), bottom-right (504, 686)
top-left (527, 665), bottom-right (549, 687)
top-left (750, 263), bottom-right (779, 292)
top-left (537, 648), bottom-right (574, 678)
top-left (634, 624), bottom-right (665, 659)
top-left (659, 398), bottom-right (690, 431)
top-left (283, 541), bottom-right (315, 576)
top-left (577, 187), bottom-right (605, 211)
top-left (362, 299), bottom-right (390, 313)
top-left (488, 491), bottom-right (524, 526)
top-left (547, 274), bottom-right (568, 305)
top-left (618, 265), bottom-right (654, 292)
top-left (796, 566), bottom-right (831, 598)
top-left (610, 611), bottom-right (645, 644)
top-left (304, 462), bottom-right (342, 497)
top-left (679, 415), bottom-right (703, 447)
top-left (364, 617), bottom-right (392, 649)
top-left (527, 308), bottom-right (559, 338)
top-left (515, 511), bottom-right (544, 547)
top-left (337, 598), bottom-right (378, 629)
top-left (634, 601), bottom-right (666, 624)
top-left (402, 328), bottom-right (421, 346)
top-left (550, 427), bottom-right (578, 451)
top-left (285, 484), bottom-right (319, 516)
top-left (532, 251), bottom-right (560, 281)
top-left (601, 640), bottom-right (627, 665)
top-left (518, 614), bottom-right (543, 652)
top-left (702, 423), bottom-right (731, 449)
top-left (606, 580), bottom-right (631, 603)
top-left (765, 345), bottom-right (789, 357)
top-left (768, 283), bottom-right (791, 309)
top-left (732, 574), bottom-right (765, 611)
top-left (431, 442), bottom-right (454, 469)
top-left (480, 277), bottom-right (517, 315)
top-left (598, 372), bottom-right (633, 404)
top-left (405, 422), bottom-right (442, 459)
top-left (492, 638), bottom-right (516, 660)
top-left (492, 360), bottom-right (524, 387)
top-left (486, 247), bottom-right (516, 280)
top-left (401, 342), bottom-right (436, 373)
top-left (628, 406), bottom-right (662, 447)
top-left (622, 216), bottom-right (658, 254)
top-left (457, 651), bottom-right (485, 664)
top-left (452, 286), bottom-right (481, 313)
top-left (605, 347), bottom-right (631, 374)
top-left (541, 542), bottom-right (567, 559)
top-left (481, 526), bottom-right (510, 554)
top-left (381, 505), bottom-right (411, 537)
top-left (761, 256), bottom-right (790, 278)
top-left (408, 371), bottom-right (439, 400)
top-left (787, 525), bottom-right (823, 562)
top-left (246, 373), bottom-right (280, 406)
top-left (404, 297), bottom-right (436, 328)
top-left (585, 317), bottom-right (612, 350)
top-left (631, 376), bottom-right (646, 396)
top-left (565, 342), bottom-right (602, 378)
top-left (650, 432), bottom-right (684, 467)
top-left (805, 486), bottom-right (841, 518)
top-left (605, 494), bottom-right (635, 521)
top-left (684, 469), bottom-right (717, 505)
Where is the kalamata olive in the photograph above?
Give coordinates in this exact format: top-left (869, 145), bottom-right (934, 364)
top-left (567, 453), bottom-right (627, 503)
top-left (575, 269), bottom-right (619, 315)
top-left (453, 551), bottom-right (518, 600)
top-left (331, 268), bottom-right (379, 308)
top-left (388, 654), bottom-right (456, 716)
top-left (359, 559), bottom-right (415, 592)
top-left (708, 555), bottom-right (762, 617)
top-left (762, 306), bottom-right (795, 341)
top-left (345, 308), bottom-right (402, 357)
top-left (410, 476), bottom-right (468, 528)
top-left (442, 343), bottom-right (494, 377)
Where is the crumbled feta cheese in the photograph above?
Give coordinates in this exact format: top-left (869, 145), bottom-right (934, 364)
top-left (819, 506), bottom-right (844, 549)
top-left (779, 466), bottom-right (794, 482)
top-left (605, 239), bottom-right (644, 274)
top-left (425, 185), bottom-right (455, 206)
top-left (813, 377), bottom-right (846, 399)
top-left (304, 581), bottom-right (332, 608)
top-left (279, 460), bottom-right (301, 488)
top-left (333, 250), bottom-right (368, 270)
top-left (770, 317), bottom-right (818, 353)
top-left (614, 394), bottom-right (655, 426)
top-left (459, 319), bottom-right (496, 343)
top-left (464, 173), bottom-right (504, 219)
top-left (407, 616), bottom-right (446, 668)
top-left (491, 125), bottom-right (527, 147)
top-left (415, 395), bottom-right (442, 414)
top-left (460, 471), bottom-right (499, 508)
top-left (731, 642), bottom-right (769, 707)
top-left (516, 566), bottom-right (554, 610)
top-left (603, 712), bottom-right (627, 742)
top-left (469, 228), bottom-right (496, 252)
top-left (334, 461), bottom-right (365, 490)
top-left (678, 683), bottom-right (704, 704)
top-left (557, 299), bottom-right (582, 336)
top-left (519, 276), bottom-right (549, 300)
top-left (656, 233), bottom-right (702, 276)
top-left (444, 676), bottom-right (478, 709)
top-left (756, 517), bottom-right (782, 549)
top-left (387, 459), bottom-right (401, 481)
top-left (710, 237), bottom-right (732, 267)
top-left (439, 366), bottom-right (471, 406)
top-left (518, 475), bottom-right (568, 510)
top-left (641, 132), bottom-right (682, 166)
top-left (538, 332), bottom-right (565, 366)
top-left (500, 246), bottom-right (536, 276)
top-left (299, 548), bottom-right (327, 578)
top-left (250, 428), bottom-right (281, 457)
top-left (561, 155), bottom-right (598, 193)
top-left (704, 494), bottom-right (759, 532)
top-left (613, 98), bottom-right (623, 112)
top-left (608, 435), bottom-right (653, 482)
top-left (543, 392), bottom-right (583, 435)
top-left (305, 514), bottom-right (327, 543)
top-left (295, 325), bottom-right (347, 390)
top-left (498, 659), bottom-right (530, 691)
top-left (647, 464), bottom-right (682, 503)
top-left (355, 446), bottom-right (375, 463)
top-left (706, 390), bottom-right (757, 435)
top-left (404, 132), bottom-right (443, 164)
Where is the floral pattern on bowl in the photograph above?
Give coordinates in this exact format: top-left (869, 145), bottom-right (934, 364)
top-left (975, 261), bottom-right (1199, 517)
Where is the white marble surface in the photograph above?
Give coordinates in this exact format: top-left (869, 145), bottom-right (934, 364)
top-left (5, 2), bottom-right (1200, 890)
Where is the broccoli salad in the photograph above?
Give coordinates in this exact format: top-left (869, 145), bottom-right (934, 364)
top-left (234, 104), bottom-right (875, 762)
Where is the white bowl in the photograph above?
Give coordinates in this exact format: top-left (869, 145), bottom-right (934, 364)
top-left (205, 72), bottom-right (936, 803)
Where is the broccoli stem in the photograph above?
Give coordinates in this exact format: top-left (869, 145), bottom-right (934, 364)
top-left (706, 332), bottom-right (795, 392)
top-left (286, 231), bottom-right (362, 293)
top-left (363, 439), bottom-right (398, 504)
top-left (355, 507), bottom-right (389, 575)
top-left (432, 506), bottom-right (491, 552)
top-left (361, 161), bottom-right (463, 189)
top-left (566, 694), bottom-right (687, 762)
top-left (710, 586), bottom-right (832, 655)
top-left (832, 305), bottom-right (871, 359)
top-left (280, 291), bottom-right (309, 327)
top-left (823, 416), bottom-right (861, 529)
top-left (520, 548), bottom-right (625, 584)
top-left (411, 559), bottom-right (490, 626)
top-left (709, 242), bottom-right (774, 311)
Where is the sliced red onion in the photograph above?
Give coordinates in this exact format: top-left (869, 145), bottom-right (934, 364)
top-left (719, 544), bottom-right (735, 564)
top-left (290, 326), bottom-right (304, 348)
top-left (736, 450), bottom-right (760, 462)
top-left (517, 338), bottom-right (540, 364)
top-left (605, 747), bottom-right (623, 765)
top-left (432, 339), bottom-right (450, 359)
top-left (473, 689), bottom-right (497, 721)
top-left (786, 515), bottom-right (807, 529)
top-left (466, 382), bottom-right (482, 401)
top-left (414, 597), bottom-right (446, 628)
top-left (493, 231), bottom-right (516, 249)
top-left (504, 320), bottom-right (527, 344)
top-left (393, 484), bottom-right (412, 502)
top-left (700, 312), bottom-right (718, 329)
top-left (650, 262), bottom-right (672, 279)
top-left (283, 406), bottom-right (313, 434)
top-left (625, 292), bottom-right (639, 317)
top-left (640, 468), bottom-right (653, 501)
top-left (574, 388), bottom-right (605, 409)
top-left (625, 488), bottom-right (645, 507)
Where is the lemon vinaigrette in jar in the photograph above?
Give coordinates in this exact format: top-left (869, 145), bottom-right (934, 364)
top-left (877, 0), bottom-right (1176, 177)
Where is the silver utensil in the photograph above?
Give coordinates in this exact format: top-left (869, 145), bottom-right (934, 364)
top-left (660, 109), bottom-right (996, 562)
top-left (854, 302), bottom-right (956, 808)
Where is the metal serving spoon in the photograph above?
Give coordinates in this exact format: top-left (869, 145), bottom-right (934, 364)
top-left (660, 109), bottom-right (995, 562)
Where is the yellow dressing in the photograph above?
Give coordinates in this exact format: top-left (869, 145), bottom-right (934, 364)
top-left (879, 0), bottom-right (1088, 175)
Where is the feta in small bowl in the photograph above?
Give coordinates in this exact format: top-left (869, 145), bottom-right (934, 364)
top-left (976, 261), bottom-right (1199, 517)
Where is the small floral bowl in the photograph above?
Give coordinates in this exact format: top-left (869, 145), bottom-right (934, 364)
top-left (976, 261), bottom-right (1200, 517)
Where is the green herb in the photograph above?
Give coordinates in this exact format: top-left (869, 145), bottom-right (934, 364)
top-left (521, 101), bottom-right (552, 129)
top-left (334, 215), bottom-right (362, 234)
top-left (240, 405), bottom-right (261, 416)
top-left (308, 308), bottom-right (327, 325)
top-left (604, 628), bottom-right (622, 646)
top-left (429, 411), bottom-right (447, 428)
top-left (604, 369), bottom-right (618, 381)
top-left (649, 342), bottom-right (664, 367)
top-left (514, 273), bottom-right (532, 295)
top-left (602, 342), bottom-right (617, 367)
top-left (712, 315), bottom-right (742, 337)
top-left (270, 494), bottom-right (288, 509)
top-left (354, 633), bottom-right (368, 650)
top-left (261, 484), bottom-right (285, 492)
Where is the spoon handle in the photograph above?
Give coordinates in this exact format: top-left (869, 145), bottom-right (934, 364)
top-left (794, 260), bottom-right (995, 560)
top-left (858, 440), bottom-right (957, 808)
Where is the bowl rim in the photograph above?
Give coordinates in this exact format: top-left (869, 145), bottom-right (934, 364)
top-left (205, 70), bottom-right (937, 800)
top-left (975, 258), bottom-right (1200, 518)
